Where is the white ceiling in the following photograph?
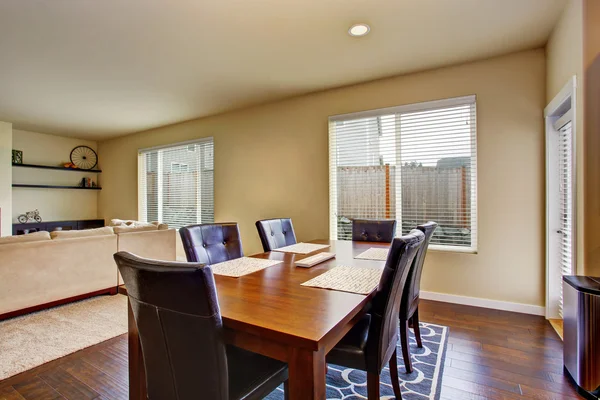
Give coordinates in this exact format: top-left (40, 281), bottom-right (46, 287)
top-left (0, 0), bottom-right (566, 140)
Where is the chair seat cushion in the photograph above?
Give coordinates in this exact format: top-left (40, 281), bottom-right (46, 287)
top-left (326, 314), bottom-right (371, 371)
top-left (227, 345), bottom-right (288, 400)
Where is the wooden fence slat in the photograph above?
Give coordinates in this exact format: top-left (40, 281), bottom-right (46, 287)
top-left (337, 165), bottom-right (470, 229)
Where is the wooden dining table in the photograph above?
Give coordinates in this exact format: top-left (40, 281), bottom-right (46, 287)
top-left (126, 239), bottom-right (389, 400)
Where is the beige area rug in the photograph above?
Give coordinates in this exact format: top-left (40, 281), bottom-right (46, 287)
top-left (0, 294), bottom-right (128, 380)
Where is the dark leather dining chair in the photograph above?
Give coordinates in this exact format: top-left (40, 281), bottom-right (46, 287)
top-left (180, 223), bottom-right (243, 264)
top-left (399, 221), bottom-right (437, 373)
top-left (352, 219), bottom-right (397, 242)
top-left (113, 251), bottom-right (288, 400)
top-left (255, 218), bottom-right (297, 252)
top-left (326, 230), bottom-right (425, 399)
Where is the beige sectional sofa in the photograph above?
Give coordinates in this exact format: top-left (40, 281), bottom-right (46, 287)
top-left (116, 228), bottom-right (177, 285)
top-left (0, 225), bottom-right (176, 319)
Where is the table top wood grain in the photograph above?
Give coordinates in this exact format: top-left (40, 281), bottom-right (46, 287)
top-left (216, 239), bottom-right (389, 351)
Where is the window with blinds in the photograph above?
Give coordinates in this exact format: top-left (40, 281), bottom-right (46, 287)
top-left (329, 96), bottom-right (477, 251)
top-left (138, 138), bottom-right (214, 229)
top-left (558, 121), bottom-right (573, 317)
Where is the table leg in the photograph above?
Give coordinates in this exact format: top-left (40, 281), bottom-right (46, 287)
top-left (287, 347), bottom-right (326, 400)
top-left (128, 299), bottom-right (146, 400)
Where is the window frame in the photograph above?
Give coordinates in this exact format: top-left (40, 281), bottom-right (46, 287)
top-left (328, 95), bottom-right (478, 253)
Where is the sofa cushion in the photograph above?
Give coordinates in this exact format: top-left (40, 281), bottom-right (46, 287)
top-left (0, 231), bottom-right (51, 245)
top-left (149, 221), bottom-right (169, 230)
top-left (113, 225), bottom-right (158, 234)
top-left (111, 219), bottom-right (135, 226)
top-left (111, 219), bottom-right (160, 228)
top-left (51, 226), bottom-right (114, 240)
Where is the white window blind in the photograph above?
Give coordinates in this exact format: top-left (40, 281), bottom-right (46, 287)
top-left (558, 121), bottom-right (573, 317)
top-left (138, 138), bottom-right (214, 229)
top-left (329, 96), bottom-right (477, 251)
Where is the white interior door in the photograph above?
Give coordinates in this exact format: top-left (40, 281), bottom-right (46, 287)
top-left (545, 76), bottom-right (576, 320)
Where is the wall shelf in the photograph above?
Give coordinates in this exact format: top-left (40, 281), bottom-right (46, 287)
top-left (12, 184), bottom-right (102, 190)
top-left (12, 163), bottom-right (102, 173)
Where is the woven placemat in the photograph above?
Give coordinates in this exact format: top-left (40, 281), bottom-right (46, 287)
top-left (272, 242), bottom-right (330, 254)
top-left (301, 265), bottom-right (382, 295)
top-left (211, 257), bottom-right (281, 278)
top-left (355, 247), bottom-right (389, 261)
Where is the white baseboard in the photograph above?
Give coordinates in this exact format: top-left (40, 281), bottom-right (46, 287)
top-left (420, 291), bottom-right (546, 316)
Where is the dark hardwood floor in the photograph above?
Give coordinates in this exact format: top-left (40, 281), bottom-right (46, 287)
top-left (0, 299), bottom-right (582, 399)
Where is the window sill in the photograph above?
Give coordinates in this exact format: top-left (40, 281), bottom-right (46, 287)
top-left (429, 245), bottom-right (478, 254)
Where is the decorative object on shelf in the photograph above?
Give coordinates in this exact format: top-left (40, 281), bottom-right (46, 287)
top-left (79, 177), bottom-right (96, 188)
top-left (12, 150), bottom-right (23, 164)
top-left (63, 162), bottom-right (78, 169)
top-left (70, 146), bottom-right (98, 170)
top-left (17, 209), bottom-right (42, 224)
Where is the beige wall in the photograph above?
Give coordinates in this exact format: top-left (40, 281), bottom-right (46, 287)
top-left (99, 49), bottom-right (546, 307)
top-left (546, 0), bottom-right (585, 274)
top-left (11, 130), bottom-right (98, 222)
top-left (583, 0), bottom-right (600, 276)
top-left (546, 0), bottom-right (584, 102)
top-left (0, 122), bottom-right (13, 236)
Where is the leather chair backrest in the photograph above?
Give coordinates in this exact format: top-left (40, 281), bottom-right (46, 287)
top-left (352, 219), bottom-right (397, 243)
top-left (400, 221), bottom-right (438, 318)
top-left (366, 230), bottom-right (424, 372)
top-left (114, 252), bottom-right (229, 400)
top-left (255, 218), bottom-right (297, 252)
top-left (179, 223), bottom-right (243, 264)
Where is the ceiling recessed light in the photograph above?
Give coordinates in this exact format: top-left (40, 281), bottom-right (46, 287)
top-left (348, 23), bottom-right (370, 37)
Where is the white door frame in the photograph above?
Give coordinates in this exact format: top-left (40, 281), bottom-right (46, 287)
top-left (545, 76), bottom-right (577, 319)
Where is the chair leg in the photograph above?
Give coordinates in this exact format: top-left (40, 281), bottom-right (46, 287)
top-left (389, 349), bottom-right (403, 399)
top-left (283, 380), bottom-right (290, 400)
top-left (366, 372), bottom-right (380, 400)
top-left (412, 308), bottom-right (423, 348)
top-left (400, 319), bottom-right (413, 374)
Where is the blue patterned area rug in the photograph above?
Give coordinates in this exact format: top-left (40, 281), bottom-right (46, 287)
top-left (265, 322), bottom-right (449, 400)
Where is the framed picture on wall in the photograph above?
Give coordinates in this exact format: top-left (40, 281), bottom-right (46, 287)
top-left (12, 150), bottom-right (23, 164)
